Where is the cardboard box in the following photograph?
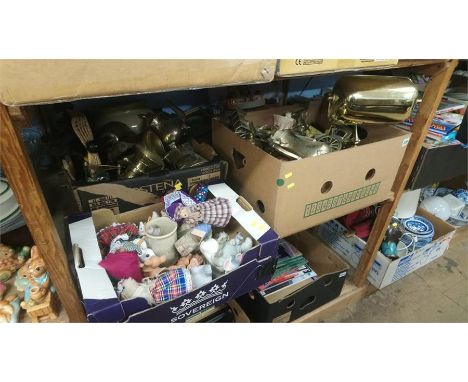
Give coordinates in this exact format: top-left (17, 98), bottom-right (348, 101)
top-left (0, 59), bottom-right (277, 106)
top-left (66, 183), bottom-right (278, 322)
top-left (212, 103), bottom-right (412, 237)
top-left (277, 59), bottom-right (398, 76)
top-left (407, 142), bottom-right (467, 190)
top-left (314, 209), bottom-right (456, 289)
top-left (75, 160), bottom-right (228, 214)
top-left (237, 231), bottom-right (348, 322)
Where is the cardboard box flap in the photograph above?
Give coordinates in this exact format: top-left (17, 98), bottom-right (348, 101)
top-left (208, 183), bottom-right (271, 240)
top-left (69, 217), bottom-right (116, 300)
top-left (0, 59), bottom-right (277, 106)
top-left (78, 183), bottom-right (159, 207)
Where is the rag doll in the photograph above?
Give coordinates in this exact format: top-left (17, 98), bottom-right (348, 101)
top-left (117, 267), bottom-right (193, 305)
top-left (140, 255), bottom-right (168, 278)
top-left (172, 253), bottom-right (204, 269)
top-left (173, 198), bottom-right (232, 227)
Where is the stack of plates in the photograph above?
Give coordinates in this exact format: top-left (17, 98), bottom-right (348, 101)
top-left (448, 189), bottom-right (468, 227)
top-left (400, 215), bottom-right (435, 249)
top-left (0, 177), bottom-right (26, 234)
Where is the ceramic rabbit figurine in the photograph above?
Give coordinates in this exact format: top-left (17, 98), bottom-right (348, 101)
top-left (21, 246), bottom-right (55, 309)
top-left (14, 261), bottom-right (31, 294)
top-left (220, 233), bottom-right (253, 272)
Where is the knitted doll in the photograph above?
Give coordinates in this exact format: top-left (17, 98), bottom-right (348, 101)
top-left (173, 198), bottom-right (232, 227)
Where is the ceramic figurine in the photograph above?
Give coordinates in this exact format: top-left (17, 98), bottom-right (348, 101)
top-left (175, 224), bottom-right (212, 257)
top-left (203, 232), bottom-right (253, 276)
top-left (21, 246), bottom-right (55, 309)
top-left (222, 233), bottom-right (252, 272)
top-left (0, 243), bottom-right (27, 282)
top-left (173, 198), bottom-right (232, 227)
top-left (14, 261), bottom-right (31, 293)
top-left (134, 239), bottom-right (157, 262)
top-left (109, 234), bottom-right (156, 262)
top-left (21, 291), bottom-right (60, 323)
top-left (199, 238), bottom-right (220, 264)
top-left (0, 295), bottom-right (21, 323)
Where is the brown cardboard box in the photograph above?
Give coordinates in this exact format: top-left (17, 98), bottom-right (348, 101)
top-left (237, 231), bottom-right (348, 322)
top-left (0, 59), bottom-right (276, 106)
top-left (212, 103), bottom-right (411, 237)
top-left (277, 59), bottom-right (398, 76)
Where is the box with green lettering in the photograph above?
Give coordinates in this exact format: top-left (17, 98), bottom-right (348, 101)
top-left (212, 102), bottom-right (411, 237)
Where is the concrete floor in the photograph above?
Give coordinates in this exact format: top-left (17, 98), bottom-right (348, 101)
top-left (324, 228), bottom-right (468, 323)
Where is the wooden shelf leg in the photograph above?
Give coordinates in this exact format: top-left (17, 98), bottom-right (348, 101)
top-left (0, 104), bottom-right (86, 322)
top-left (353, 60), bottom-right (459, 287)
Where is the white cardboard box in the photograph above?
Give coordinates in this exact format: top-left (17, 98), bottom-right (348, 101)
top-left (314, 209), bottom-right (456, 289)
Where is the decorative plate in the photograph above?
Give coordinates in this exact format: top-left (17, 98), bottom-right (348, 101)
top-left (402, 215), bottom-right (434, 236)
top-left (452, 189), bottom-right (468, 204)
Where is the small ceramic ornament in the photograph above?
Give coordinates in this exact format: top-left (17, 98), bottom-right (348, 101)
top-left (175, 224), bottom-right (212, 256)
top-left (199, 238), bottom-right (219, 264)
top-left (204, 232), bottom-right (253, 276)
top-left (0, 295), bottom-right (21, 323)
top-left (14, 261), bottom-right (31, 293)
top-left (21, 246), bottom-right (56, 309)
top-left (0, 243), bottom-right (27, 282)
top-left (133, 239), bottom-right (156, 262)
